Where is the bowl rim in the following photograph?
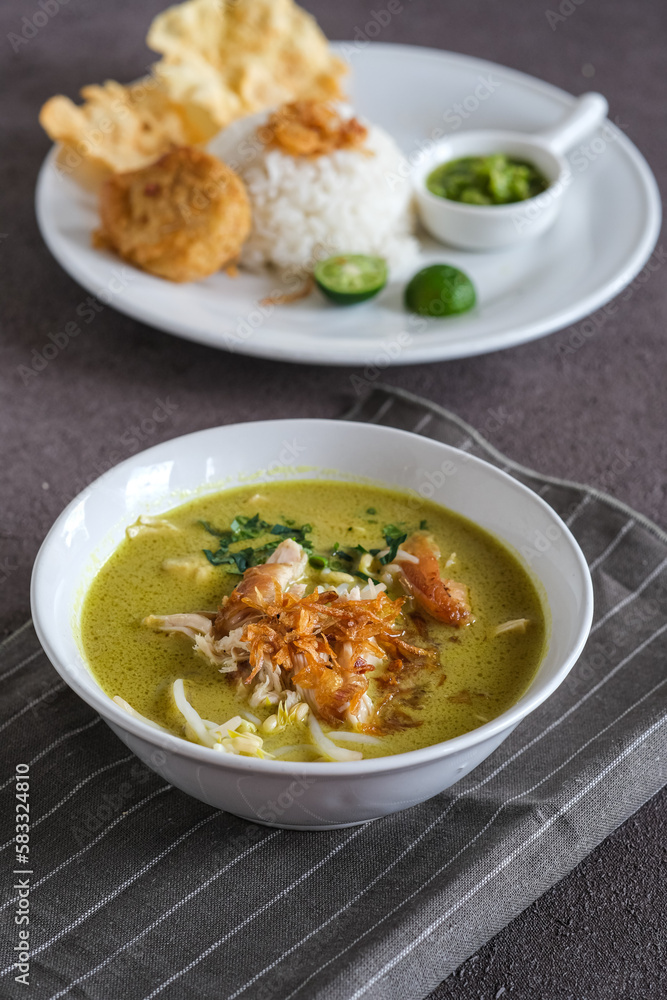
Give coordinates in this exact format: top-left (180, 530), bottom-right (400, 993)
top-left (31, 417), bottom-right (594, 777)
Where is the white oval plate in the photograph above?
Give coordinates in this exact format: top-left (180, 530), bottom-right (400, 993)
top-left (35, 43), bottom-right (661, 366)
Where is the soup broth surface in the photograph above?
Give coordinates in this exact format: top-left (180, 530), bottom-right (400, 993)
top-left (82, 481), bottom-right (547, 759)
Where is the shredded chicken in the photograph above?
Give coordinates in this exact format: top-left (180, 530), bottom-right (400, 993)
top-left (126, 515), bottom-right (179, 539)
top-left (162, 555), bottom-right (215, 585)
top-left (263, 100), bottom-right (369, 158)
top-left (143, 611), bottom-right (237, 671)
top-left (144, 611), bottom-right (215, 640)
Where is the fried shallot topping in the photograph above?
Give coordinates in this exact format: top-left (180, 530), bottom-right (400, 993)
top-left (259, 275), bottom-right (314, 307)
top-left (262, 100), bottom-right (369, 158)
top-left (229, 584), bottom-right (432, 727)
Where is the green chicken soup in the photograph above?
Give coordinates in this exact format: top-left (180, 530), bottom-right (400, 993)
top-left (81, 481), bottom-right (547, 762)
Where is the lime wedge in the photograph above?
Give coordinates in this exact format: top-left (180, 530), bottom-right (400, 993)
top-left (314, 255), bottom-right (388, 305)
top-left (405, 264), bottom-right (476, 317)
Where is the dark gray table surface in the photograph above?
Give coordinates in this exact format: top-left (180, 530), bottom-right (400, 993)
top-left (1, 0), bottom-right (665, 996)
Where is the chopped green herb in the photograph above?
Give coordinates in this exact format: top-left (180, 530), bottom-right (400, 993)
top-left (270, 522), bottom-right (313, 552)
top-left (203, 546), bottom-right (256, 573)
top-left (309, 554), bottom-right (328, 570)
top-left (232, 547), bottom-right (254, 573)
top-left (201, 513), bottom-right (312, 570)
top-left (353, 570), bottom-right (381, 585)
top-left (366, 507), bottom-right (376, 515)
top-left (329, 560), bottom-right (352, 574)
top-left (380, 523), bottom-right (408, 565)
top-left (199, 519), bottom-right (228, 539)
top-left (229, 513), bottom-right (266, 539)
top-left (269, 523), bottom-right (293, 536)
top-left (203, 547), bottom-right (229, 566)
top-left (419, 519), bottom-right (428, 530)
top-left (334, 550), bottom-right (353, 562)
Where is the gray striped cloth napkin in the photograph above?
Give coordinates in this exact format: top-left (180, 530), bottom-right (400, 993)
top-left (1, 384), bottom-right (666, 1000)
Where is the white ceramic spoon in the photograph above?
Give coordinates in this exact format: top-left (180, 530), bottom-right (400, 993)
top-left (412, 92), bottom-right (609, 251)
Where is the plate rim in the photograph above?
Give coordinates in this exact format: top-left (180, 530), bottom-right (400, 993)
top-left (35, 40), bottom-right (662, 366)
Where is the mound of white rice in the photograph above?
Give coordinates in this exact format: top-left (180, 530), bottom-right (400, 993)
top-left (210, 108), bottom-right (419, 276)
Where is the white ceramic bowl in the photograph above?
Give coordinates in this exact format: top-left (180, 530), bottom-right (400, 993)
top-left (31, 420), bottom-right (593, 830)
top-left (413, 92), bottom-right (608, 251)
top-left (413, 131), bottom-right (569, 251)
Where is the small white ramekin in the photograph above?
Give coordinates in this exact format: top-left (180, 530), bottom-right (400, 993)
top-left (413, 92), bottom-right (608, 251)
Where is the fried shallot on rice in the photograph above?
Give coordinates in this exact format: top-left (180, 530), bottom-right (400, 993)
top-left (261, 100), bottom-right (369, 158)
